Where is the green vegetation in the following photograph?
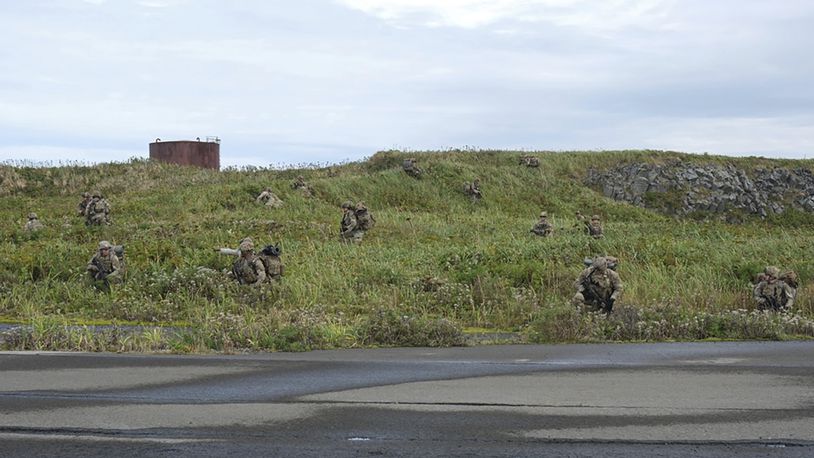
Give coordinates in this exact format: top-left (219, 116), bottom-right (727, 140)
top-left (2, 150), bottom-right (814, 352)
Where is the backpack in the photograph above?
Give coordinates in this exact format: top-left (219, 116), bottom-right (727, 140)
top-left (356, 208), bottom-right (375, 231)
top-left (259, 243), bottom-right (284, 278)
top-left (780, 270), bottom-right (799, 289)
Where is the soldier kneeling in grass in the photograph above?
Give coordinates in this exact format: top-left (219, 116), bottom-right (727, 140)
top-left (530, 211), bottom-right (553, 237)
top-left (217, 239), bottom-right (285, 283)
top-left (291, 175), bottom-right (313, 197)
top-left (256, 187), bottom-right (284, 208)
top-left (519, 155), bottom-right (539, 167)
top-left (86, 240), bottom-right (122, 291)
top-left (572, 256), bottom-right (622, 314)
top-left (586, 214), bottom-right (604, 239)
top-left (231, 240), bottom-right (266, 286)
top-left (463, 178), bottom-right (482, 203)
top-left (258, 243), bottom-right (284, 282)
top-left (339, 201), bottom-right (363, 243)
top-left (24, 212), bottom-right (44, 233)
top-left (403, 158), bottom-right (423, 179)
top-left (85, 191), bottom-right (111, 226)
top-left (753, 266), bottom-right (797, 312)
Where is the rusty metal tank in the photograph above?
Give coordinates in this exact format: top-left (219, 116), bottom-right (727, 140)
top-left (149, 137), bottom-right (220, 169)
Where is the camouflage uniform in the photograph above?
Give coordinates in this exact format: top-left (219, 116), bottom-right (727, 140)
top-left (258, 243), bottom-right (285, 282)
top-left (753, 266), bottom-right (796, 311)
top-left (77, 192), bottom-right (92, 217)
top-left (464, 179), bottom-right (482, 202)
top-left (519, 156), bottom-right (540, 167)
top-left (587, 215), bottom-right (604, 239)
top-left (574, 211), bottom-right (586, 232)
top-left (291, 176), bottom-right (313, 197)
top-left (256, 188), bottom-right (284, 208)
top-left (530, 211), bottom-right (553, 237)
top-left (403, 158), bottom-right (423, 178)
top-left (84, 192), bottom-right (111, 226)
top-left (24, 212), bottom-right (44, 232)
top-left (218, 238), bottom-right (283, 282)
top-left (573, 256), bottom-right (622, 313)
top-left (231, 240), bottom-right (266, 285)
top-left (340, 201), bottom-right (363, 243)
top-left (86, 241), bottom-right (122, 290)
top-left (355, 202), bottom-right (375, 231)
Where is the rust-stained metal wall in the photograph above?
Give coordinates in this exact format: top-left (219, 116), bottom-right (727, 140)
top-left (149, 140), bottom-right (220, 170)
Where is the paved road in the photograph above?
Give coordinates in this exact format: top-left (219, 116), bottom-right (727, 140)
top-left (1, 342), bottom-right (813, 457)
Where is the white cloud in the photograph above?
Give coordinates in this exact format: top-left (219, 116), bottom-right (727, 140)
top-left (137, 1), bottom-right (171, 8)
top-left (335, 0), bottom-right (678, 31)
top-left (0, 1), bottom-right (812, 166)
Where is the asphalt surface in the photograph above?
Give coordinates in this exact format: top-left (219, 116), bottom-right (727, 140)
top-left (1, 341), bottom-right (813, 457)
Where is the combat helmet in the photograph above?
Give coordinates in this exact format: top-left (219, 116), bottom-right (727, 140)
top-left (592, 256), bottom-right (608, 270)
top-left (764, 266), bottom-right (780, 278)
top-left (239, 240), bottom-right (255, 253)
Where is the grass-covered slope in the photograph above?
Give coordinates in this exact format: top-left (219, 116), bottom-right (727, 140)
top-left (2, 150), bottom-right (814, 351)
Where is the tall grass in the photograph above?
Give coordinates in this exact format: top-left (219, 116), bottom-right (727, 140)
top-left (2, 150), bottom-right (813, 351)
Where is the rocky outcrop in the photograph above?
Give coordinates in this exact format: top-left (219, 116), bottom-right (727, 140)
top-left (586, 160), bottom-right (814, 217)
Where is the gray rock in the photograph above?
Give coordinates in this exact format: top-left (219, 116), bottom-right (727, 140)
top-left (585, 161), bottom-right (814, 218)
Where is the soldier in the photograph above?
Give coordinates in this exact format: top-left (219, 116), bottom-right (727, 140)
top-left (258, 243), bottom-right (285, 282)
top-left (216, 238), bottom-right (284, 283)
top-left (291, 175), bottom-right (313, 197)
top-left (86, 240), bottom-right (122, 291)
top-left (574, 211), bottom-right (587, 232)
top-left (464, 178), bottom-right (482, 202)
top-left (112, 244), bottom-right (126, 279)
top-left (519, 155), bottom-right (540, 167)
top-left (84, 191), bottom-right (111, 226)
top-left (231, 239), bottom-right (266, 285)
top-left (339, 201), bottom-right (363, 243)
top-left (77, 192), bottom-right (92, 216)
top-left (256, 187), bottom-right (284, 208)
top-left (587, 214), bottom-right (604, 239)
top-left (355, 201), bottom-right (375, 232)
top-left (573, 256), bottom-right (622, 314)
top-left (753, 266), bottom-right (797, 311)
top-left (24, 212), bottom-right (44, 232)
top-left (403, 158), bottom-right (423, 179)
top-left (530, 211), bottom-right (553, 237)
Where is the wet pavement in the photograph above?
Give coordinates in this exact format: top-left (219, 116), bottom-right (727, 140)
top-left (1, 341), bottom-right (813, 457)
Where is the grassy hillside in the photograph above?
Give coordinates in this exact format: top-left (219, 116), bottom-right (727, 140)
top-left (2, 150), bottom-right (814, 351)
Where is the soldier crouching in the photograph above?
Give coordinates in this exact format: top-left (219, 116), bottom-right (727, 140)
top-left (572, 256), bottom-right (622, 314)
top-left (753, 266), bottom-right (797, 312)
top-left (339, 201), bottom-right (364, 243)
top-left (86, 240), bottom-right (122, 291)
top-left (231, 240), bottom-right (266, 286)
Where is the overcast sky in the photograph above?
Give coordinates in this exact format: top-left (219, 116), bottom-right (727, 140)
top-left (1, 0), bottom-right (813, 167)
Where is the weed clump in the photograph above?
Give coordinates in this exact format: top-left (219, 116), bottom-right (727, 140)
top-left (360, 308), bottom-right (464, 347)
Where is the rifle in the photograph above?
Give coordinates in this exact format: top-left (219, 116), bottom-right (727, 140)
top-left (91, 257), bottom-right (110, 284)
top-left (604, 297), bottom-right (615, 314)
